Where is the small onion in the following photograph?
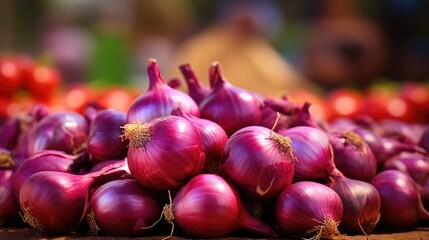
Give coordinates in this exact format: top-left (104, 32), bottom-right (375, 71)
top-left (126, 59), bottom-right (200, 123)
top-left (279, 126), bottom-right (333, 182)
top-left (163, 174), bottom-right (274, 238)
top-left (220, 125), bottom-right (295, 200)
top-left (382, 152), bottom-right (429, 186)
top-left (329, 130), bottom-right (377, 181)
top-left (19, 162), bottom-right (128, 235)
top-left (419, 125), bottom-right (429, 152)
top-left (12, 150), bottom-right (81, 199)
top-left (275, 181), bottom-right (343, 239)
top-left (370, 170), bottom-right (429, 230)
top-left (0, 169), bottom-right (21, 226)
top-left (121, 115), bottom-right (204, 190)
top-left (179, 63), bottom-right (211, 105)
top-left (87, 179), bottom-right (161, 237)
top-left (329, 169), bottom-right (381, 235)
top-left (171, 108), bottom-right (227, 174)
top-left (87, 109), bottom-right (128, 163)
top-left (25, 112), bottom-right (89, 157)
top-left (199, 62), bottom-right (263, 136)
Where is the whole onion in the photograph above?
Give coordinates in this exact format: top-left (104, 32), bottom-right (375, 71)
top-left (0, 169), bottom-right (21, 226)
top-left (329, 169), bottom-right (381, 234)
top-left (87, 179), bottom-right (161, 237)
top-left (12, 150), bottom-right (81, 199)
top-left (370, 170), bottom-right (429, 230)
top-left (199, 62), bottom-right (263, 136)
top-left (329, 130), bottom-right (377, 181)
top-left (279, 126), bottom-right (333, 182)
top-left (87, 109), bottom-right (128, 163)
top-left (377, 137), bottom-right (427, 165)
top-left (126, 59), bottom-right (200, 123)
top-left (121, 115), bottom-right (204, 190)
top-left (275, 181), bottom-right (343, 239)
top-left (179, 63), bottom-right (211, 105)
top-left (25, 112), bottom-right (89, 157)
top-left (382, 152), bottom-right (429, 186)
top-left (171, 108), bottom-right (227, 174)
top-left (163, 174), bottom-right (274, 238)
top-left (220, 125), bottom-right (295, 200)
top-left (19, 162), bottom-right (128, 235)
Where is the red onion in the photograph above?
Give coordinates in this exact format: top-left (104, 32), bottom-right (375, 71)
top-left (12, 150), bottom-right (81, 199)
top-left (259, 97), bottom-right (296, 131)
top-left (87, 179), bottom-right (161, 237)
top-left (220, 125), bottom-right (295, 200)
top-left (419, 125), bottom-right (429, 152)
top-left (121, 115), bottom-right (204, 190)
top-left (179, 63), bottom-right (211, 105)
top-left (329, 130), bottom-right (377, 182)
top-left (163, 174), bottom-right (274, 238)
top-left (199, 62), bottom-right (263, 136)
top-left (25, 112), bottom-right (89, 157)
top-left (279, 126), bottom-right (333, 182)
top-left (382, 152), bottom-right (429, 186)
top-left (0, 117), bottom-right (20, 150)
top-left (370, 170), bottom-right (429, 230)
top-left (167, 77), bottom-right (181, 89)
top-left (275, 181), bottom-right (343, 239)
top-left (126, 59), bottom-right (200, 123)
top-left (352, 127), bottom-right (384, 163)
top-left (19, 162), bottom-right (128, 235)
top-left (285, 102), bottom-right (322, 129)
top-left (87, 109), bottom-right (128, 163)
top-left (376, 137), bottom-right (427, 165)
top-left (171, 108), bottom-right (227, 174)
top-left (378, 119), bottom-right (425, 145)
top-left (329, 169), bottom-right (381, 235)
top-left (0, 169), bottom-right (21, 226)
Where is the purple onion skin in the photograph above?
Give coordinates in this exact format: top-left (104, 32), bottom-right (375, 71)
top-left (0, 169), bottom-right (21, 226)
top-left (87, 109), bottom-right (128, 163)
top-left (25, 112), bottom-right (89, 157)
top-left (125, 115), bottom-right (205, 190)
top-left (329, 172), bottom-right (381, 234)
top-left (126, 59), bottom-right (200, 124)
top-left (419, 125), bottom-right (429, 153)
top-left (329, 130), bottom-right (377, 182)
top-left (172, 108), bottom-right (227, 174)
top-left (275, 181), bottom-right (343, 238)
top-left (377, 137), bottom-right (427, 165)
top-left (370, 170), bottom-right (429, 230)
top-left (382, 152), bottom-right (429, 186)
top-left (0, 117), bottom-right (20, 150)
top-left (172, 174), bottom-right (273, 238)
top-left (88, 179), bottom-right (161, 237)
top-left (220, 126), bottom-right (295, 200)
top-left (199, 62), bottom-right (263, 136)
top-left (279, 126), bottom-right (333, 182)
top-left (179, 63), bottom-right (211, 105)
top-left (12, 150), bottom-right (80, 199)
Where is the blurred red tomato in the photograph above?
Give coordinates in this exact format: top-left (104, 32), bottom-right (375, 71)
top-left (26, 65), bottom-right (62, 101)
top-left (96, 87), bottom-right (138, 112)
top-left (398, 82), bottom-right (429, 123)
top-left (326, 88), bottom-right (364, 121)
top-left (0, 58), bottom-right (22, 96)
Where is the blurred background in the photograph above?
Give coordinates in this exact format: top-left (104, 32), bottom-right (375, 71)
top-left (1, 0), bottom-right (429, 122)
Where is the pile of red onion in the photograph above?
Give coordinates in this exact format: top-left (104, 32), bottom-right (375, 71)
top-left (1, 59), bottom-right (428, 239)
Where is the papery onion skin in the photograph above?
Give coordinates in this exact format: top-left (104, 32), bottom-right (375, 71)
top-left (170, 174), bottom-right (273, 238)
top-left (275, 181), bottom-right (343, 238)
top-left (0, 169), bottom-right (21, 226)
top-left (87, 109), bottom-right (128, 163)
top-left (12, 150), bottom-right (80, 199)
top-left (370, 170), bottom-right (429, 230)
top-left (419, 126), bottom-right (429, 152)
top-left (26, 112), bottom-right (89, 157)
top-left (126, 59), bottom-right (200, 123)
top-left (172, 108), bottom-right (227, 174)
top-left (19, 171), bottom-right (95, 235)
top-left (88, 179), bottom-right (161, 237)
top-left (220, 126), bottom-right (295, 200)
top-left (329, 130), bottom-right (377, 182)
top-left (329, 170), bottom-right (381, 235)
top-left (199, 62), bottom-right (263, 136)
top-left (123, 115), bottom-right (204, 190)
top-left (279, 126), bottom-right (333, 182)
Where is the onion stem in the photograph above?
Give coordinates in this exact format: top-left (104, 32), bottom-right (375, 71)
top-left (342, 130), bottom-right (364, 148)
top-left (268, 113), bottom-right (296, 161)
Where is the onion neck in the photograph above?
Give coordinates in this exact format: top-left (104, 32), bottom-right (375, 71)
top-left (120, 122), bottom-right (151, 148)
top-left (209, 62), bottom-right (228, 90)
top-left (0, 151), bottom-right (14, 168)
top-left (342, 130), bottom-right (364, 148)
top-left (180, 64), bottom-right (205, 91)
top-left (147, 59), bottom-right (168, 91)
